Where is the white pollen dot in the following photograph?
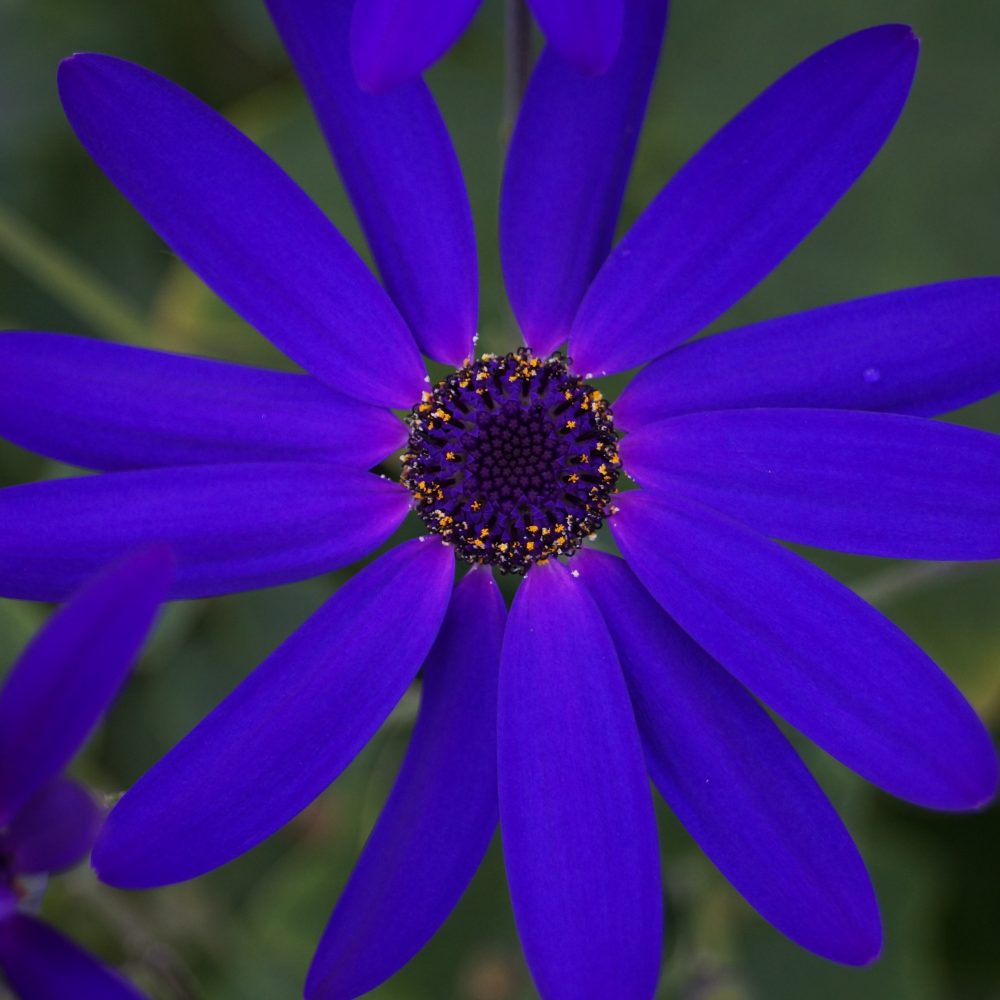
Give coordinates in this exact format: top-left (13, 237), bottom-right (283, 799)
top-left (571, 569), bottom-right (580, 578)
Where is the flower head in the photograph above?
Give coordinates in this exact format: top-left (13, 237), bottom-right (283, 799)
top-left (0, 2), bottom-right (999, 998)
top-left (0, 548), bottom-right (171, 999)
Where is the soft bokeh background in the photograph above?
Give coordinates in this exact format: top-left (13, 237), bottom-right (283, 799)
top-left (2, 0), bottom-right (999, 997)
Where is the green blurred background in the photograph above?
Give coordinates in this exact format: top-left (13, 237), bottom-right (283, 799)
top-left (2, 0), bottom-right (999, 997)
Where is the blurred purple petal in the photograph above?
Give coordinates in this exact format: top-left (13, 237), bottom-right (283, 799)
top-left (350, 0), bottom-right (482, 92)
top-left (499, 561), bottom-right (662, 1000)
top-left (0, 914), bottom-right (145, 999)
top-left (501, 0), bottom-right (666, 357)
top-left (0, 464), bottom-right (408, 601)
top-left (528, 0), bottom-right (624, 75)
top-left (307, 568), bottom-right (504, 999)
top-left (0, 548), bottom-right (171, 822)
top-left (576, 550), bottom-right (882, 965)
top-left (58, 54), bottom-right (425, 408)
top-left (612, 491), bottom-right (998, 811)
top-left (0, 332), bottom-right (405, 471)
top-left (616, 279), bottom-right (1000, 428)
top-left (267, 0), bottom-right (477, 365)
top-left (4, 778), bottom-right (103, 875)
top-left (571, 25), bottom-right (918, 375)
top-left (621, 408), bottom-right (1000, 559)
top-left (93, 539), bottom-right (454, 887)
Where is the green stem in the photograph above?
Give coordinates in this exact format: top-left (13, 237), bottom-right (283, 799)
top-left (0, 201), bottom-right (148, 343)
top-left (503, 0), bottom-right (533, 142)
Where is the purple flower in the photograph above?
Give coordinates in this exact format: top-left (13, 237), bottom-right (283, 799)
top-left (350, 0), bottom-right (624, 92)
top-left (0, 549), bottom-right (171, 999)
top-left (0, 1), bottom-right (998, 997)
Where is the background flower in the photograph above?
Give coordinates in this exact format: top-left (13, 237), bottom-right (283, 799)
top-left (0, 548), bottom-right (171, 999)
top-left (350, 0), bottom-right (625, 92)
top-left (0, 1), bottom-right (998, 998)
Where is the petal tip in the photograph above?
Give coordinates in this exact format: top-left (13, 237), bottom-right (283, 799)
top-left (820, 901), bottom-right (883, 967)
top-left (91, 833), bottom-right (164, 890)
top-left (351, 59), bottom-right (398, 95)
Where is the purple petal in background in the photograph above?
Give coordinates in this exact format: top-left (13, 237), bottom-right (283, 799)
top-left (0, 464), bottom-right (408, 601)
top-left (621, 408), bottom-right (1000, 559)
top-left (350, 0), bottom-right (482, 92)
top-left (267, 0), bottom-right (477, 366)
top-left (615, 279), bottom-right (1000, 428)
top-left (501, 0), bottom-right (666, 357)
top-left (58, 54), bottom-right (425, 408)
top-left (576, 550), bottom-right (881, 965)
top-left (0, 547), bottom-right (171, 823)
top-left (571, 25), bottom-right (919, 375)
top-left (612, 491), bottom-right (998, 811)
top-left (0, 914), bottom-right (145, 1000)
top-left (0, 332), bottom-right (405, 471)
top-left (528, 0), bottom-right (625, 75)
top-left (499, 561), bottom-right (662, 1000)
top-left (93, 539), bottom-right (454, 888)
top-left (3, 778), bottom-right (103, 875)
top-left (307, 568), bottom-right (505, 999)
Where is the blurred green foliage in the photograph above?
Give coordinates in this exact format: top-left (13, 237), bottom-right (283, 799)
top-left (1, 0), bottom-right (999, 997)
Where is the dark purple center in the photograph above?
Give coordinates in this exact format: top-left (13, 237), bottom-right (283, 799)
top-left (402, 350), bottom-right (620, 573)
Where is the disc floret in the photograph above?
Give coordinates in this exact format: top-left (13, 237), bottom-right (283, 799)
top-left (402, 349), bottom-right (620, 573)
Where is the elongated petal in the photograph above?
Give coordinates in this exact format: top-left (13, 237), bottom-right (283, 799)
top-left (0, 548), bottom-right (171, 822)
top-left (267, 0), bottom-right (477, 366)
top-left (528, 0), bottom-right (624, 75)
top-left (571, 25), bottom-right (919, 375)
top-left (499, 561), bottom-right (662, 1000)
top-left (350, 0), bottom-right (482, 92)
top-left (615, 279), bottom-right (1000, 428)
top-left (621, 408), bottom-right (1000, 559)
top-left (0, 464), bottom-right (407, 601)
top-left (3, 778), bottom-right (103, 875)
top-left (575, 550), bottom-right (881, 964)
top-left (58, 54), bottom-right (425, 408)
top-left (0, 915), bottom-right (144, 1000)
top-left (94, 539), bottom-right (454, 887)
top-left (501, 0), bottom-right (666, 357)
top-left (307, 568), bottom-right (504, 999)
top-left (0, 332), bottom-right (405, 471)
top-left (611, 491), bottom-right (998, 811)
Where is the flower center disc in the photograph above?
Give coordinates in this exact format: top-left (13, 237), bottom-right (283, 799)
top-left (402, 349), bottom-right (621, 573)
